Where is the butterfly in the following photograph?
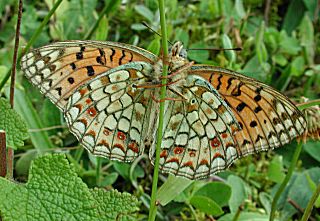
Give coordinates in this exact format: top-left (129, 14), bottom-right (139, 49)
top-left (21, 40), bottom-right (306, 179)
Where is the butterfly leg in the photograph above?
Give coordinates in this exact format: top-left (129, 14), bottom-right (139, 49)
top-left (159, 61), bottom-right (194, 79)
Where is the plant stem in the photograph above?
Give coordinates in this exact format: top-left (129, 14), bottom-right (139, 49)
top-left (0, 0), bottom-right (63, 91)
top-left (0, 131), bottom-right (6, 177)
top-left (301, 182), bottom-right (320, 221)
top-left (6, 0), bottom-right (23, 179)
top-left (148, 0), bottom-right (169, 220)
top-left (269, 142), bottom-right (303, 221)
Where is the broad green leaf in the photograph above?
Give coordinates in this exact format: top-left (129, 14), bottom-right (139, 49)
top-left (190, 195), bottom-right (223, 216)
top-left (100, 172), bottom-right (119, 187)
top-left (304, 141), bottom-right (320, 163)
top-left (174, 28), bottom-right (189, 46)
top-left (218, 212), bottom-right (273, 221)
top-left (147, 37), bottom-right (161, 55)
top-left (113, 161), bottom-right (144, 181)
top-left (282, 0), bottom-right (306, 33)
top-left (6, 87), bottom-right (54, 150)
top-left (290, 56), bottom-right (305, 76)
top-left (267, 155), bottom-right (285, 183)
top-left (272, 54), bottom-right (288, 66)
top-left (279, 30), bottom-right (301, 55)
top-left (305, 173), bottom-right (320, 208)
top-left (157, 174), bottom-right (193, 206)
top-left (188, 42), bottom-right (209, 63)
top-left (227, 175), bottom-right (248, 213)
top-left (193, 182), bottom-right (231, 207)
top-left (0, 154), bottom-right (139, 221)
top-left (302, 0), bottom-right (318, 20)
top-left (0, 98), bottom-right (28, 148)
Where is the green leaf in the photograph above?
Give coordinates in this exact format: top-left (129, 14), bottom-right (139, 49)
top-left (267, 155), bottom-right (285, 183)
top-left (227, 175), bottom-right (248, 213)
top-left (259, 192), bottom-right (272, 215)
top-left (272, 54), bottom-right (288, 66)
top-left (95, 15), bottom-right (109, 41)
top-left (134, 5), bottom-right (154, 22)
top-left (279, 30), bottom-right (301, 55)
top-left (190, 195), bottom-right (223, 216)
top-left (234, 0), bottom-right (246, 19)
top-left (255, 22), bottom-right (268, 64)
top-left (299, 14), bottom-right (314, 65)
top-left (6, 87), bottom-right (54, 150)
top-left (304, 141), bottom-right (320, 163)
top-left (282, 0), bottom-right (306, 33)
top-left (147, 37), bottom-right (161, 55)
top-left (0, 154), bottom-right (139, 221)
top-left (0, 98), bottom-right (28, 148)
top-left (188, 42), bottom-right (209, 63)
top-left (218, 212), bottom-right (271, 221)
top-left (222, 34), bottom-right (236, 63)
top-left (193, 182), bottom-right (231, 207)
top-left (157, 174), bottom-right (193, 206)
top-left (305, 173), bottom-right (320, 208)
top-left (290, 56), bottom-right (305, 76)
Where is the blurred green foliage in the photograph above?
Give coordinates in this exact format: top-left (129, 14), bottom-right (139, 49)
top-left (0, 0), bottom-right (319, 220)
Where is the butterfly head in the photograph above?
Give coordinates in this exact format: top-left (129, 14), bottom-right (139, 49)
top-left (169, 41), bottom-right (187, 58)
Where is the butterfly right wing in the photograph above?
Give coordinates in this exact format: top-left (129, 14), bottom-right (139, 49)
top-left (21, 40), bottom-right (157, 110)
top-left (64, 62), bottom-right (154, 162)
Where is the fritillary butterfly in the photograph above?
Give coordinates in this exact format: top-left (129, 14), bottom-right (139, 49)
top-left (21, 40), bottom-right (306, 179)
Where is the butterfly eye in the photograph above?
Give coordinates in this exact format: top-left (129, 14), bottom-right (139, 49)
top-left (179, 48), bottom-right (187, 58)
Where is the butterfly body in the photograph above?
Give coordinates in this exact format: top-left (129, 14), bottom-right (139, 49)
top-left (21, 40), bottom-right (306, 179)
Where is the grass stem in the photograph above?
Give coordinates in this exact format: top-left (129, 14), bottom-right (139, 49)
top-left (269, 142), bottom-right (302, 221)
top-left (148, 0), bottom-right (169, 220)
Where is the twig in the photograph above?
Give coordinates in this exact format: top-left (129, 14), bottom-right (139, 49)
top-left (288, 198), bottom-right (316, 221)
top-left (0, 131), bottom-right (6, 177)
top-left (264, 0), bottom-right (271, 26)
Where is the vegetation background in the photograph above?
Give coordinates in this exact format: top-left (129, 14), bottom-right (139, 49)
top-left (0, 0), bottom-right (319, 220)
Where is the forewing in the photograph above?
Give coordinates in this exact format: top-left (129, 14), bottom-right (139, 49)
top-left (64, 62), bottom-right (154, 162)
top-left (149, 75), bottom-right (241, 179)
top-left (21, 40), bottom-right (157, 110)
top-left (191, 65), bottom-right (306, 156)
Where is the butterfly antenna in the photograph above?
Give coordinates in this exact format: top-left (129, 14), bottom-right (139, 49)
top-left (141, 21), bottom-right (173, 46)
top-left (187, 47), bottom-right (242, 51)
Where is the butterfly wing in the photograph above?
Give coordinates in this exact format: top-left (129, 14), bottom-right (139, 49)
top-left (191, 65), bottom-right (306, 156)
top-left (21, 40), bottom-right (157, 110)
top-left (149, 75), bottom-right (241, 179)
top-left (64, 62), bottom-right (155, 162)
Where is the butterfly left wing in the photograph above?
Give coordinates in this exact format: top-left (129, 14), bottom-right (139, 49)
top-left (191, 65), bottom-right (307, 156)
top-left (21, 40), bottom-right (157, 110)
top-left (64, 62), bottom-right (154, 162)
top-left (149, 75), bottom-right (241, 179)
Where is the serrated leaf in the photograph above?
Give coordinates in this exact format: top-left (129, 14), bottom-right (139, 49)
top-left (190, 195), bottom-right (223, 216)
top-left (0, 98), bottom-right (28, 148)
top-left (0, 154), bottom-right (139, 221)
